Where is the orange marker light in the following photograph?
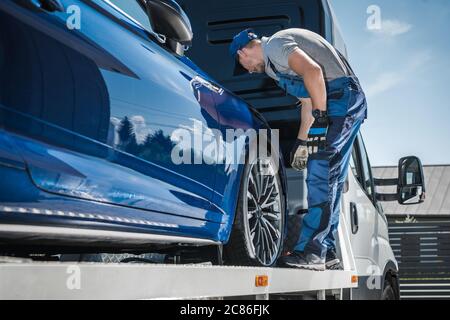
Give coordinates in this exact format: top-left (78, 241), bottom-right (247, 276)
top-left (351, 275), bottom-right (359, 284)
top-left (255, 275), bottom-right (269, 287)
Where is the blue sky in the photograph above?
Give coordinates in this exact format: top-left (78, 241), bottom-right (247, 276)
top-left (330, 0), bottom-right (450, 166)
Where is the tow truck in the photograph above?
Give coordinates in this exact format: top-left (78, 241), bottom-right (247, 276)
top-left (0, 0), bottom-right (426, 300)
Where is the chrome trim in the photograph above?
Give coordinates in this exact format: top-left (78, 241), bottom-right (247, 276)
top-left (0, 224), bottom-right (219, 246)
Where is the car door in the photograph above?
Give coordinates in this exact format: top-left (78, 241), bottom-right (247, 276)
top-left (0, 0), bottom-right (222, 223)
top-left (344, 133), bottom-right (378, 276)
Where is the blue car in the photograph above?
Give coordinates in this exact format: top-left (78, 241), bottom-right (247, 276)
top-left (0, 0), bottom-right (287, 267)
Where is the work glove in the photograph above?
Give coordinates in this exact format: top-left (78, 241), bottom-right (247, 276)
top-left (307, 111), bottom-right (330, 154)
top-left (290, 139), bottom-right (309, 171)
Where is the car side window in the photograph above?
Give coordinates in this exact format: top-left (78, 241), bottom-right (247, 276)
top-left (100, 0), bottom-right (153, 32)
top-left (350, 147), bottom-right (360, 183)
top-left (357, 134), bottom-right (375, 199)
top-left (350, 134), bottom-right (375, 201)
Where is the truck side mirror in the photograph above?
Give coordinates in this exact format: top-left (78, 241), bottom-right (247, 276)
top-left (398, 156), bottom-right (426, 205)
top-left (374, 156), bottom-right (426, 205)
top-left (145, 0), bottom-right (193, 55)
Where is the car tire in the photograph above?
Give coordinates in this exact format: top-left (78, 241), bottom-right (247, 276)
top-left (224, 146), bottom-right (286, 267)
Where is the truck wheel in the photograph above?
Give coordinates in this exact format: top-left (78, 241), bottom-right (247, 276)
top-left (381, 280), bottom-right (397, 300)
top-left (224, 154), bottom-right (285, 267)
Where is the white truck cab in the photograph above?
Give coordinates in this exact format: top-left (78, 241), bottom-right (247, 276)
top-left (345, 133), bottom-right (400, 299)
top-left (176, 0), bottom-right (426, 300)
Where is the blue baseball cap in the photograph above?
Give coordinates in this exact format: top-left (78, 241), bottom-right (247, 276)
top-left (229, 29), bottom-right (259, 76)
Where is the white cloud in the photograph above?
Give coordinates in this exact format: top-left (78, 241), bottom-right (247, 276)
top-left (365, 50), bottom-right (432, 99)
top-left (130, 115), bottom-right (151, 144)
top-left (110, 115), bottom-right (152, 145)
top-left (371, 19), bottom-right (412, 37)
top-left (365, 72), bottom-right (404, 99)
top-left (407, 49), bottom-right (433, 70)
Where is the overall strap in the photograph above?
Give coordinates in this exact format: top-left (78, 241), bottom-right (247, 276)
top-left (267, 58), bottom-right (280, 75)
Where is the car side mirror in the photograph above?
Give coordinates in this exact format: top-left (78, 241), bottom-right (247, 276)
top-left (398, 156), bottom-right (426, 205)
top-left (145, 0), bottom-right (193, 55)
top-left (375, 156), bottom-right (426, 205)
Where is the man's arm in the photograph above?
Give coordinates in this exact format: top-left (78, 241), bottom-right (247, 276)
top-left (287, 48), bottom-right (327, 141)
top-left (287, 47), bottom-right (327, 112)
top-left (297, 98), bottom-right (314, 141)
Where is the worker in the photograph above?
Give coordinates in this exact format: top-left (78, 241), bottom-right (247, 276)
top-left (229, 28), bottom-right (368, 271)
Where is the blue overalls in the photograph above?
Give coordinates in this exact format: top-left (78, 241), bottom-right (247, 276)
top-left (275, 57), bottom-right (368, 259)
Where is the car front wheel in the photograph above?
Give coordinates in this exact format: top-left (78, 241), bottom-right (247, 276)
top-left (224, 152), bottom-right (285, 267)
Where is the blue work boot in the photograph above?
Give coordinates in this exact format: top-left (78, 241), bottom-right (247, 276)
top-left (278, 251), bottom-right (325, 271)
top-left (325, 249), bottom-right (343, 270)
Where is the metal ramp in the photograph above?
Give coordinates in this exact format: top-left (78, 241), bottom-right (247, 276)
top-left (0, 261), bottom-right (357, 300)
top-left (0, 214), bottom-right (358, 300)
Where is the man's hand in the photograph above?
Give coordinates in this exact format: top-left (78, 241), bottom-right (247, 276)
top-left (290, 139), bottom-right (309, 171)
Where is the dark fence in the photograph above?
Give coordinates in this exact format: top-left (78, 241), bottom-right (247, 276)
top-left (388, 216), bottom-right (450, 300)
